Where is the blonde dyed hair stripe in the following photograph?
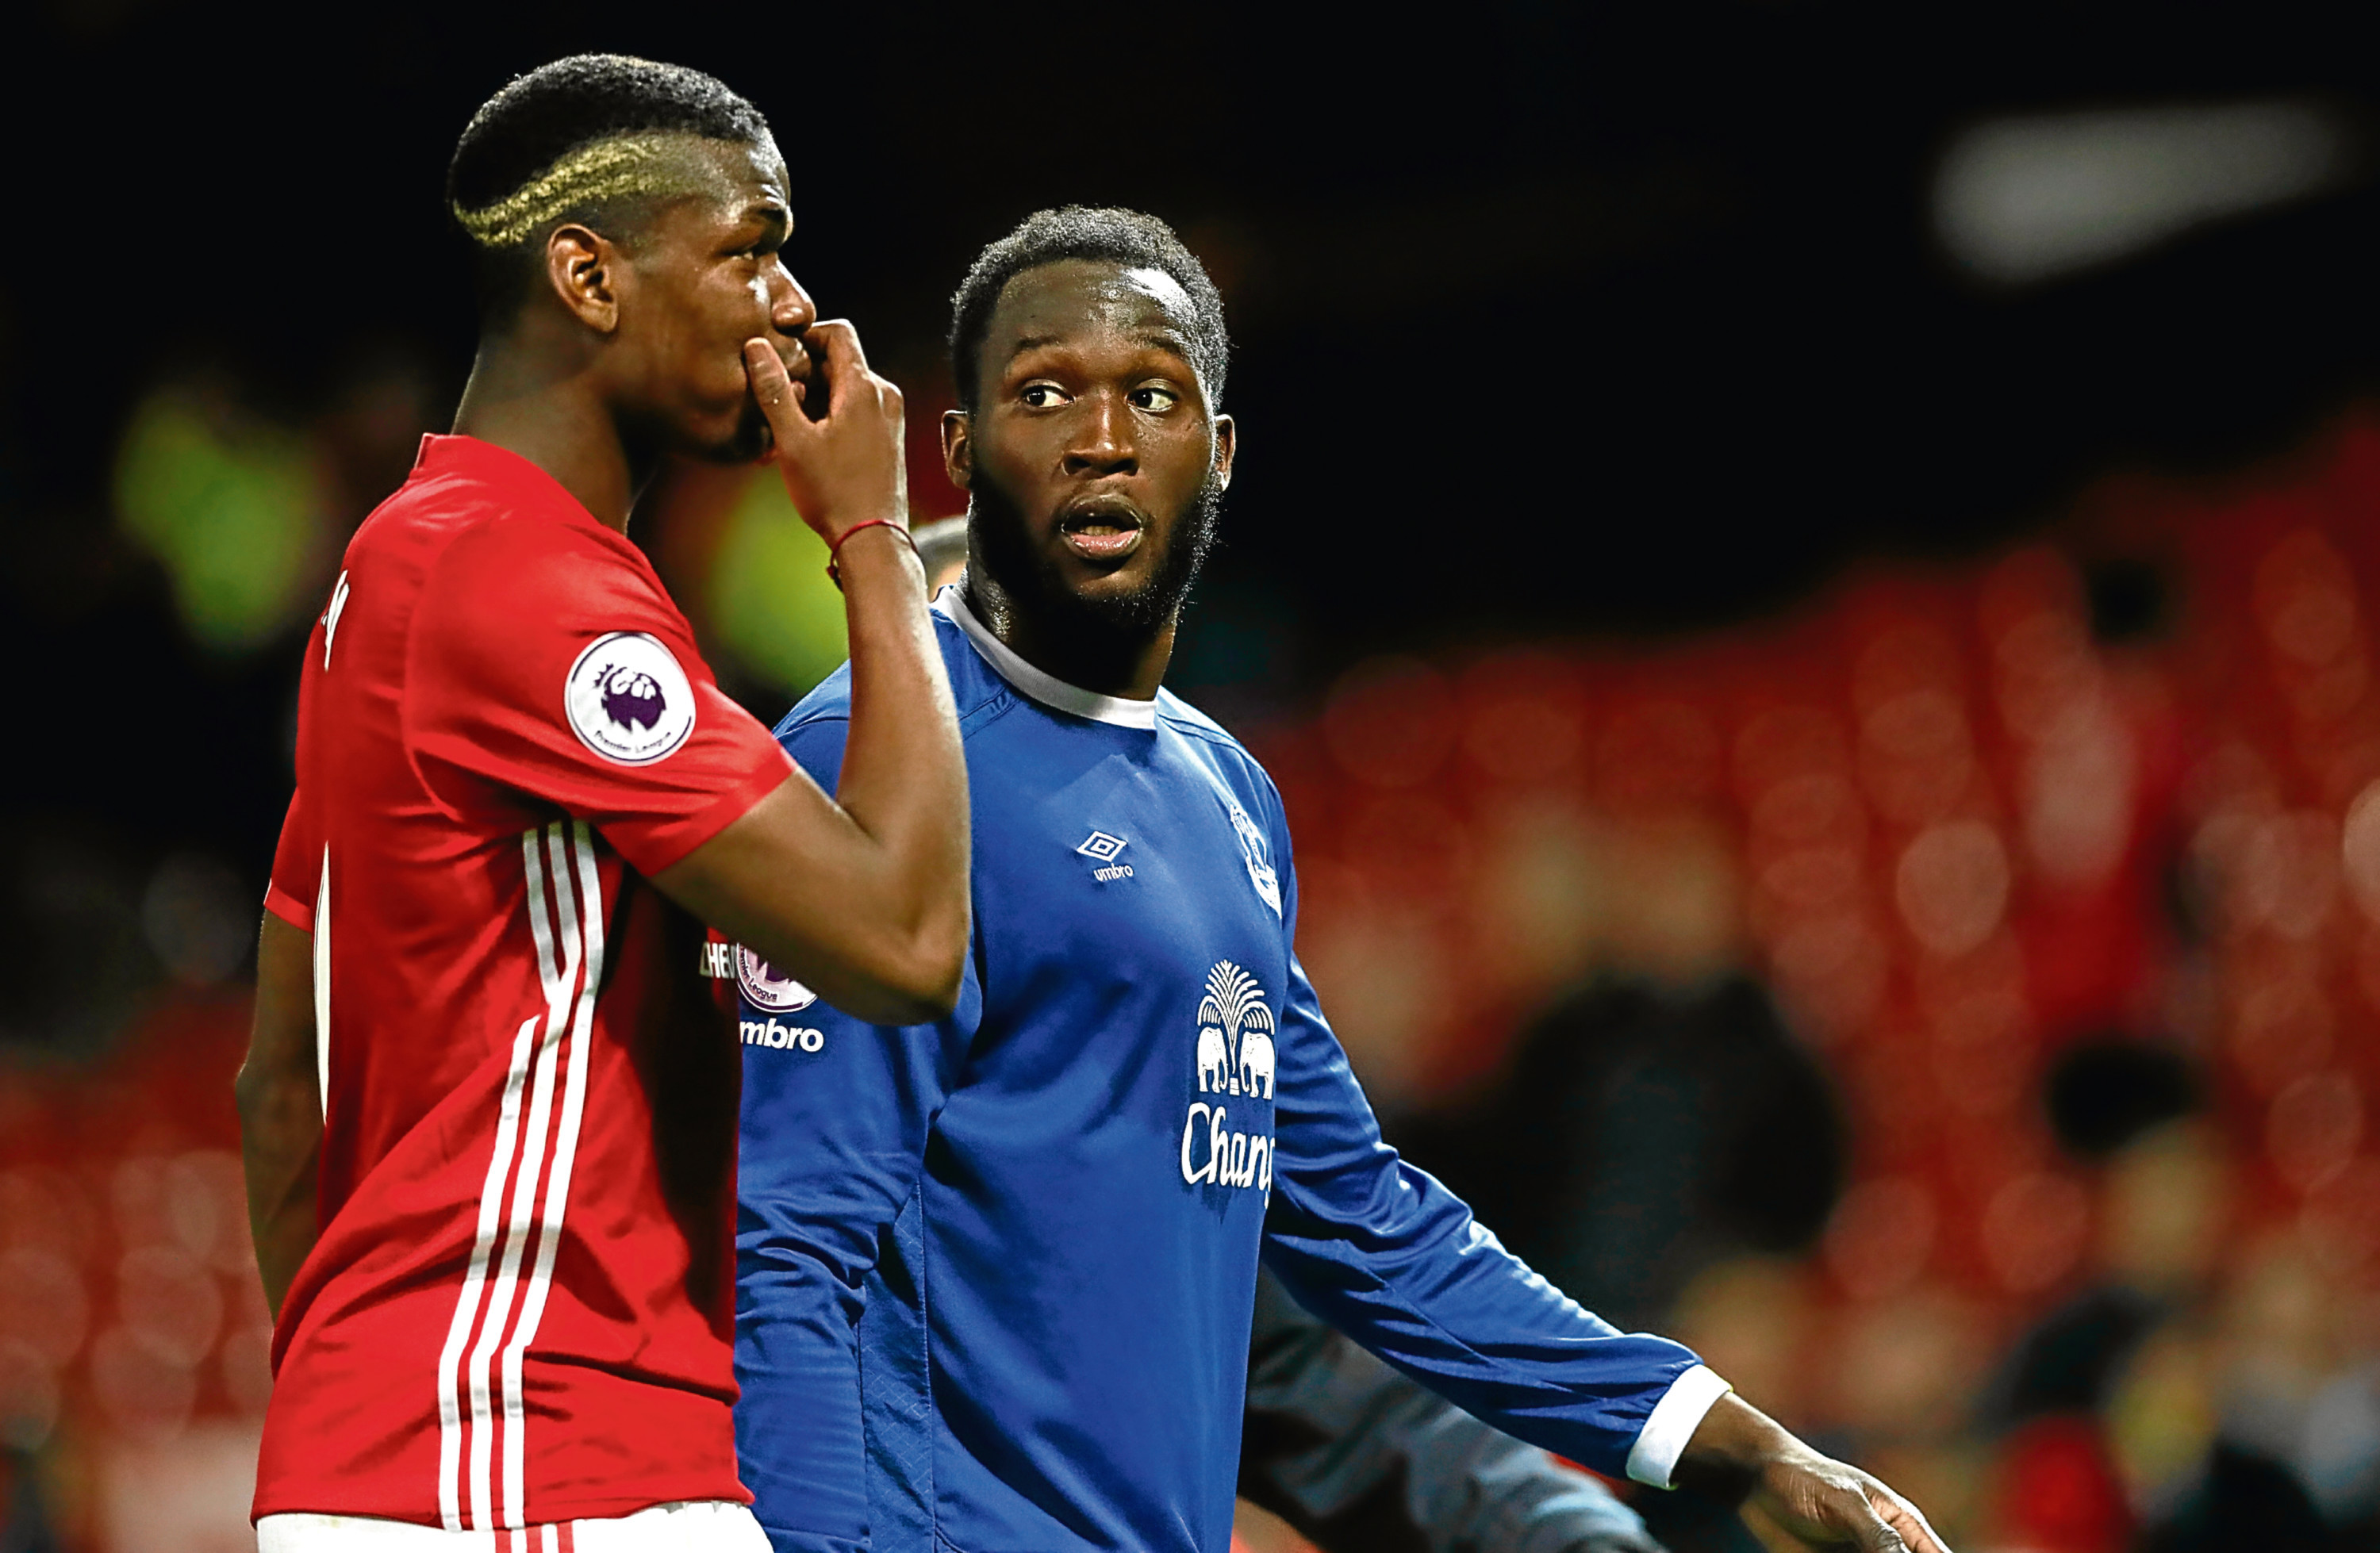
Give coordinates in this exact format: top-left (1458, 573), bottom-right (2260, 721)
top-left (452, 134), bottom-right (694, 249)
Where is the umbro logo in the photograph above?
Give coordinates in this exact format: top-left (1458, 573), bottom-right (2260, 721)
top-left (1077, 830), bottom-right (1134, 882)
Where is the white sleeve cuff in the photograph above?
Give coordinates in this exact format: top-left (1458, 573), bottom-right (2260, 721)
top-left (1623, 1363), bottom-right (1733, 1489)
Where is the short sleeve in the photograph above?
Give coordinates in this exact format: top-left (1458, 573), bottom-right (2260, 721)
top-left (408, 523), bottom-right (793, 876)
top-left (265, 787), bottom-right (319, 930)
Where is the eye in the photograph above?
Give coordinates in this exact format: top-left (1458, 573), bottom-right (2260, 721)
top-left (1019, 382), bottom-right (1070, 408)
top-left (1130, 385), bottom-right (1180, 412)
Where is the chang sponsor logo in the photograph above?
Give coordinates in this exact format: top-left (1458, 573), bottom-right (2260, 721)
top-left (1180, 961), bottom-right (1276, 1193)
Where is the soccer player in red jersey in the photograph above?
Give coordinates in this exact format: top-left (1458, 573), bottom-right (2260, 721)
top-left (233, 56), bottom-right (969, 1552)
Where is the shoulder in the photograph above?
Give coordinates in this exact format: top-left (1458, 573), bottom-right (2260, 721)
top-left (1158, 692), bottom-right (1276, 794)
top-left (929, 607), bottom-right (1023, 734)
top-left (429, 502), bottom-right (658, 609)
top-left (772, 611), bottom-right (1022, 762)
top-left (772, 670), bottom-right (854, 768)
top-left (402, 501), bottom-right (684, 693)
top-left (1155, 689), bottom-right (1239, 746)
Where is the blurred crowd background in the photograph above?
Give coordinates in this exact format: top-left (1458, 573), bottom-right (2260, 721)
top-left (6, 5), bottom-right (2380, 1552)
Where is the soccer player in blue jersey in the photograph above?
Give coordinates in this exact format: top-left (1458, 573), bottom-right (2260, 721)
top-left (731, 208), bottom-right (1951, 1553)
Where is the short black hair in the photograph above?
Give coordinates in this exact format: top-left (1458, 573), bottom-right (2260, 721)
top-left (447, 54), bottom-right (771, 319)
top-left (947, 206), bottom-right (1229, 413)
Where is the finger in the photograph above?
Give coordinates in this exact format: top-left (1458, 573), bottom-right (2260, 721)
top-left (803, 320), bottom-right (878, 416)
top-left (743, 340), bottom-right (816, 451)
top-left (1784, 1484), bottom-right (1905, 1553)
top-left (1873, 1488), bottom-right (1951, 1553)
top-left (1847, 1501), bottom-right (1910, 1553)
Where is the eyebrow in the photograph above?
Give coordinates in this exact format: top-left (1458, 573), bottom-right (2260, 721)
top-left (744, 202), bottom-right (792, 239)
top-left (1004, 330), bottom-right (1196, 366)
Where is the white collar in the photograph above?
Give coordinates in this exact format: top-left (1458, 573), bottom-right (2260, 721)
top-left (935, 585), bottom-right (1159, 731)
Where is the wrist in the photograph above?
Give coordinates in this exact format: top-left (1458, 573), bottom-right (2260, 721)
top-left (1670, 1392), bottom-right (1801, 1505)
top-left (826, 518), bottom-right (921, 591)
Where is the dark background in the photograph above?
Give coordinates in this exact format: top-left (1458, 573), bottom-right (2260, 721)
top-left (13, 3), bottom-right (2380, 606)
top-left (1, 0), bottom-right (2374, 1014)
top-left (6, 10), bottom-right (2380, 1549)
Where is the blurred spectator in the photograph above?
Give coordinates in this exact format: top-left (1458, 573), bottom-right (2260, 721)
top-left (1, 1448), bottom-right (63, 1553)
top-left (914, 514), bottom-right (968, 593)
top-left (1978, 1037), bottom-right (2380, 1550)
top-left (111, 382), bottom-right (329, 655)
top-left (705, 468), bottom-right (852, 697)
top-left (1396, 976), bottom-right (1844, 1336)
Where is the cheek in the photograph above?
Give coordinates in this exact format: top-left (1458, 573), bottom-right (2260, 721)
top-left (1145, 429), bottom-right (1217, 505)
top-left (671, 290), bottom-right (764, 404)
top-left (681, 273), bottom-right (767, 342)
top-left (977, 430), bottom-right (1057, 500)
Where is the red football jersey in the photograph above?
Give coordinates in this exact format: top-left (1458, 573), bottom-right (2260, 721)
top-left (255, 435), bottom-right (793, 1531)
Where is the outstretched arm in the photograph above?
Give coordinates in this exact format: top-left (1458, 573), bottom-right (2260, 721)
top-left (235, 911), bottom-right (320, 1317)
top-left (1253, 784), bottom-right (1950, 1553)
top-left (654, 324), bottom-right (969, 1026)
top-left (1242, 1268), bottom-right (1663, 1553)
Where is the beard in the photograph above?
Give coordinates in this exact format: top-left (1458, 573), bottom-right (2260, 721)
top-left (966, 462), bottom-right (1223, 653)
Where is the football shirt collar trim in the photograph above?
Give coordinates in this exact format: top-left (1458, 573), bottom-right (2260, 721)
top-left (935, 585), bottom-right (1159, 731)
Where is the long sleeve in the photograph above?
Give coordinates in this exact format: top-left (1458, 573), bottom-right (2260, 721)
top-left (1241, 1269), bottom-right (1665, 1553)
top-left (732, 711), bottom-right (973, 1553)
top-left (1257, 795), bottom-right (1726, 1486)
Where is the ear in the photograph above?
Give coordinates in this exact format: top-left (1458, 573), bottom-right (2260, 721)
top-left (543, 223), bottom-right (622, 334)
top-left (1211, 414), bottom-right (1235, 493)
top-left (942, 409), bottom-right (973, 492)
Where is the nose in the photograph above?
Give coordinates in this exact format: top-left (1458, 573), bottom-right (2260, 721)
top-left (769, 263), bottom-right (816, 336)
top-left (1062, 389), bottom-right (1136, 477)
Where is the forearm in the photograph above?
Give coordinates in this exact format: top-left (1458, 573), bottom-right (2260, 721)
top-left (236, 1067), bottom-right (321, 1317)
top-left (831, 527), bottom-right (970, 975)
top-left (237, 911), bottom-right (321, 1317)
top-left (1242, 1273), bottom-right (1662, 1553)
top-left (733, 1242), bottom-right (873, 1545)
top-left (1262, 1188), bottom-right (1702, 1481)
top-left (1669, 1394), bottom-right (1815, 1505)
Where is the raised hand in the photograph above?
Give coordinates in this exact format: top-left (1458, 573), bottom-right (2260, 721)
top-left (743, 321), bottom-right (908, 545)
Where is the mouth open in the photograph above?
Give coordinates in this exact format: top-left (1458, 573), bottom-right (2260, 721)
top-left (1059, 497), bottom-right (1146, 563)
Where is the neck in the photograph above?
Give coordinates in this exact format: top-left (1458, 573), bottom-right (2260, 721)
top-left (451, 327), bottom-right (651, 531)
top-left (962, 566), bottom-right (1176, 702)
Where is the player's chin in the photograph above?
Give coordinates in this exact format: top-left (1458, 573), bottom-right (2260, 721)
top-left (1056, 554), bottom-right (1166, 615)
top-left (682, 405), bottom-right (773, 466)
top-left (1050, 546), bottom-right (1148, 591)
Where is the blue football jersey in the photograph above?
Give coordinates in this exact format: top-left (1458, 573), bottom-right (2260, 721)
top-left (733, 590), bottom-right (1718, 1553)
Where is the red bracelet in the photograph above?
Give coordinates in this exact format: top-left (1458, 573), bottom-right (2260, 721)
top-left (826, 518), bottom-right (923, 591)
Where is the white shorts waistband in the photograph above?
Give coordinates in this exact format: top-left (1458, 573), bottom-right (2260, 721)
top-left (257, 1501), bottom-right (768, 1553)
